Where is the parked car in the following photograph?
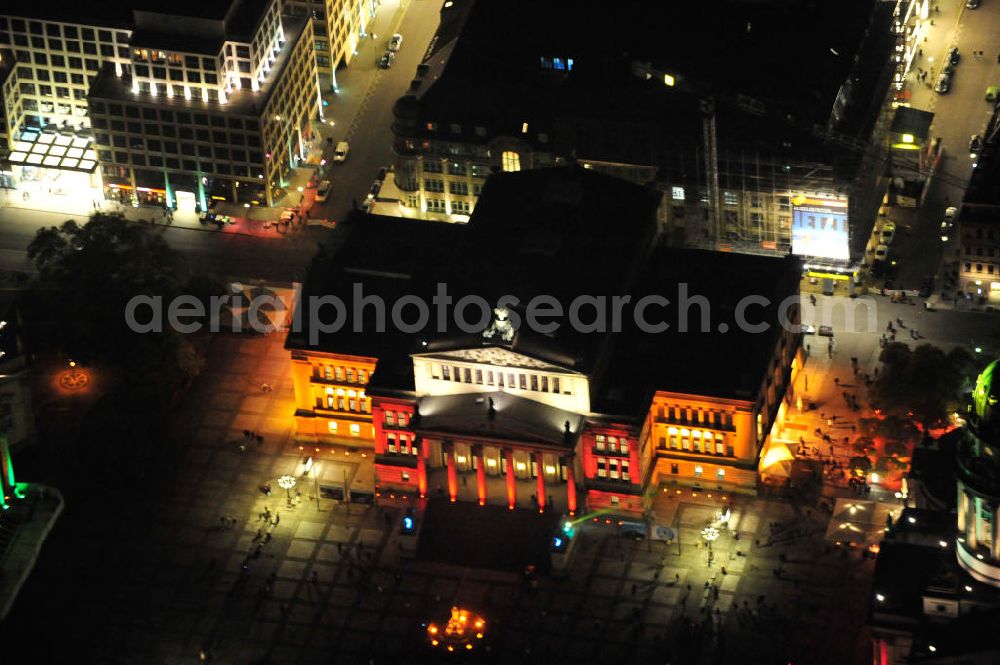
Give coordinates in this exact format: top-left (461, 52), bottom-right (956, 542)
top-left (818, 325), bottom-right (834, 337)
top-left (378, 51), bottom-right (394, 69)
top-left (935, 70), bottom-right (952, 94)
top-left (800, 324), bottom-right (816, 335)
top-left (316, 180), bottom-right (331, 202)
top-left (367, 180), bottom-right (382, 200)
top-left (970, 133), bottom-right (983, 158)
top-left (333, 141), bottom-right (349, 162)
top-left (388, 33), bottom-right (403, 51)
top-left (376, 166), bottom-right (388, 181)
top-left (967, 0), bottom-right (981, 8)
top-left (874, 244), bottom-right (889, 260)
top-left (987, 85), bottom-right (999, 102)
top-left (880, 221), bottom-right (896, 244)
top-left (948, 47), bottom-right (961, 67)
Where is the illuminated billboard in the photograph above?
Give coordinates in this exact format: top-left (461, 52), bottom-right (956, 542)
top-left (791, 200), bottom-right (849, 261)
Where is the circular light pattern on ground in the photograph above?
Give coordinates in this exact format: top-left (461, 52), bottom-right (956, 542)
top-left (427, 606), bottom-right (486, 652)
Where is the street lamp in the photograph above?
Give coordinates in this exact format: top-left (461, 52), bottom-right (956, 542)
top-left (701, 526), bottom-right (720, 546)
top-left (278, 474), bottom-right (297, 503)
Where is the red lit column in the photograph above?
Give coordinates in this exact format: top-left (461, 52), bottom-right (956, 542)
top-left (416, 437), bottom-right (427, 499)
top-left (564, 456), bottom-right (577, 515)
top-left (505, 448), bottom-right (516, 509)
top-left (535, 452), bottom-right (546, 512)
top-left (475, 446), bottom-right (487, 505)
top-left (446, 442), bottom-right (458, 502)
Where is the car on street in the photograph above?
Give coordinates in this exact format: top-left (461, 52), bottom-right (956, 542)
top-left (333, 141), bottom-right (349, 162)
top-left (818, 325), bottom-right (834, 337)
top-left (880, 221), bottom-right (896, 244)
top-left (360, 198), bottom-right (374, 213)
top-left (941, 206), bottom-right (957, 241)
top-left (367, 180), bottom-right (382, 200)
top-left (378, 51), bottom-right (394, 69)
top-left (987, 85), bottom-right (999, 103)
top-left (935, 70), bottom-right (952, 94)
top-left (874, 244), bottom-right (889, 261)
top-left (388, 33), bottom-right (403, 51)
top-left (970, 134), bottom-right (983, 158)
top-left (376, 166), bottom-right (388, 181)
top-left (967, 0), bottom-right (981, 8)
top-left (948, 47), bottom-right (961, 67)
top-left (316, 180), bottom-right (331, 202)
top-left (799, 324), bottom-right (816, 335)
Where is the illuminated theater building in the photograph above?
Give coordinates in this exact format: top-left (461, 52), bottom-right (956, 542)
top-left (0, 0), bottom-right (321, 209)
top-left (286, 166), bottom-right (803, 517)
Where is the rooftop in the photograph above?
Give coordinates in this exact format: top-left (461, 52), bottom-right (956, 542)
top-left (402, 0), bottom-right (893, 161)
top-left (87, 14), bottom-right (307, 117)
top-left (3, 0), bottom-right (244, 26)
top-left (290, 165), bottom-right (801, 414)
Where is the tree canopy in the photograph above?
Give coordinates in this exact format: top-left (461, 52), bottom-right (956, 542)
top-left (871, 342), bottom-right (977, 429)
top-left (27, 215), bottom-right (218, 406)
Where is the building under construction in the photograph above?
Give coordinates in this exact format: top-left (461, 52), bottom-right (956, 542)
top-left (389, 0), bottom-right (899, 268)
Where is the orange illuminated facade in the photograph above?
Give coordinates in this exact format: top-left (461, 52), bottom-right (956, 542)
top-left (289, 349), bottom-right (377, 445)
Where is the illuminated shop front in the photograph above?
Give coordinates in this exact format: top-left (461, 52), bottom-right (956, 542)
top-left (6, 127), bottom-right (102, 205)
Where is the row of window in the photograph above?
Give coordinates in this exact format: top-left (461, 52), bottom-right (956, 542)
top-left (656, 404), bottom-right (733, 429)
top-left (3, 35), bottom-right (127, 60)
top-left (668, 463), bottom-right (726, 479)
top-left (594, 434), bottom-right (629, 455)
top-left (660, 428), bottom-right (731, 456)
top-left (422, 179), bottom-right (481, 196)
top-left (384, 410), bottom-right (409, 427)
top-left (319, 387), bottom-right (369, 413)
top-left (316, 364), bottom-right (368, 384)
top-left (386, 432), bottom-right (418, 455)
top-left (327, 421), bottom-right (363, 436)
top-left (595, 457), bottom-right (630, 481)
top-left (0, 18), bottom-right (128, 44)
top-left (964, 246), bottom-right (999, 258)
top-left (431, 364), bottom-right (571, 396)
top-left (90, 102), bottom-right (254, 128)
top-left (964, 262), bottom-right (998, 276)
top-left (425, 199), bottom-right (470, 215)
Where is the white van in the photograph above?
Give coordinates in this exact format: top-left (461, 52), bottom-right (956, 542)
top-left (333, 141), bottom-right (349, 162)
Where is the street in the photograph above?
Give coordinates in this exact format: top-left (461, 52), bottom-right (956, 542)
top-left (880, 0), bottom-right (1000, 289)
top-left (310, 0), bottom-right (442, 224)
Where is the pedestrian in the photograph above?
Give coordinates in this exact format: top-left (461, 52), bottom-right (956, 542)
top-left (243, 429), bottom-right (251, 439)
top-left (256, 434), bottom-right (263, 445)
top-left (273, 512), bottom-right (280, 526)
top-left (675, 573), bottom-right (681, 583)
top-left (834, 377), bottom-right (840, 387)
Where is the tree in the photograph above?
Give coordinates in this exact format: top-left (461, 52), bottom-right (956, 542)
top-left (871, 342), bottom-right (976, 429)
top-left (26, 215), bottom-right (214, 407)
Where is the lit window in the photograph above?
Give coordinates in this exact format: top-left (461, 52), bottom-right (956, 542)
top-left (620, 440), bottom-right (629, 455)
top-left (350, 423), bottom-right (360, 436)
top-left (597, 457), bottom-right (607, 478)
top-left (694, 465), bottom-right (703, 477)
top-left (553, 58), bottom-right (564, 70)
top-left (716, 468), bottom-right (725, 479)
top-left (621, 461), bottom-right (630, 481)
top-left (566, 58), bottom-right (574, 71)
top-left (595, 434), bottom-right (606, 451)
top-left (398, 413), bottom-right (408, 427)
top-left (539, 57), bottom-right (552, 69)
top-left (520, 122), bottom-right (529, 134)
top-left (671, 186), bottom-right (685, 201)
top-left (502, 150), bottom-right (521, 172)
top-left (723, 191), bottom-right (738, 206)
top-left (327, 421), bottom-right (338, 433)
top-left (385, 411), bottom-right (395, 426)
top-left (387, 433), bottom-right (397, 452)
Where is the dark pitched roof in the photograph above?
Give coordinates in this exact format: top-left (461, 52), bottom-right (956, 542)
top-left (593, 247), bottom-right (802, 414)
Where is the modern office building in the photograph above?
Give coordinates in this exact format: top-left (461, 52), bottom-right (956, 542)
top-left (283, 0), bottom-right (381, 81)
top-left (286, 166), bottom-right (803, 516)
top-left (389, 0), bottom-right (897, 274)
top-left (0, 0), bottom-right (322, 208)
